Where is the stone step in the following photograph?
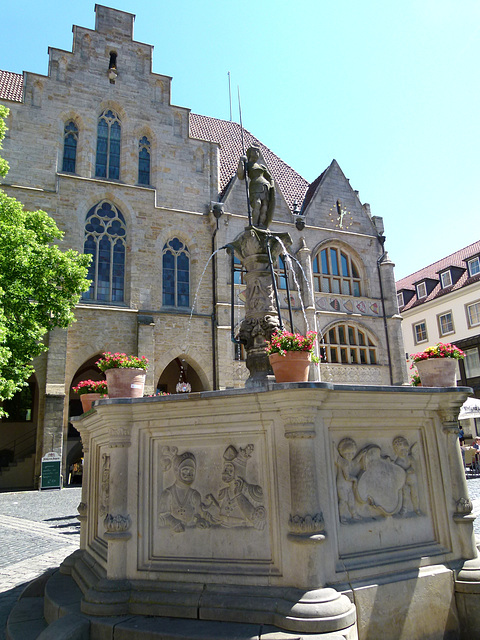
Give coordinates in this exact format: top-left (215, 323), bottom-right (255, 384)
top-left (7, 569), bottom-right (350, 639)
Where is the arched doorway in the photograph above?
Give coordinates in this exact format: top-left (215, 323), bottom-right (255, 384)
top-left (67, 355), bottom-right (105, 485)
top-left (0, 375), bottom-right (38, 490)
top-left (157, 358), bottom-right (206, 394)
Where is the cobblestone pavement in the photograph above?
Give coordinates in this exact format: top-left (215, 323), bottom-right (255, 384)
top-left (1, 480), bottom-right (480, 640)
top-left (0, 487), bottom-right (81, 640)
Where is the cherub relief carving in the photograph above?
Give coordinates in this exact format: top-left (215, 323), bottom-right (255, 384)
top-left (203, 444), bottom-right (266, 530)
top-left (334, 436), bottom-right (422, 524)
top-left (158, 447), bottom-right (211, 533)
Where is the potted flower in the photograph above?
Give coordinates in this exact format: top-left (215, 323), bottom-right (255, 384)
top-left (410, 342), bottom-right (465, 387)
top-left (265, 329), bottom-right (320, 383)
top-left (96, 352), bottom-right (149, 398)
top-left (72, 379), bottom-right (108, 413)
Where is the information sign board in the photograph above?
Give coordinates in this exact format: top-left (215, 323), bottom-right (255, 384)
top-left (40, 452), bottom-right (62, 490)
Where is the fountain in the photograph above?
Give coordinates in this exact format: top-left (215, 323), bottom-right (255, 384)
top-left (12, 150), bottom-right (480, 640)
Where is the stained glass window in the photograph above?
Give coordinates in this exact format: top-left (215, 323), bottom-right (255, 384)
top-left (162, 238), bottom-right (190, 308)
top-left (95, 110), bottom-right (121, 180)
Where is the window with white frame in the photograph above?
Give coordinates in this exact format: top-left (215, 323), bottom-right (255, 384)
top-left (467, 301), bottom-right (480, 327)
top-left (468, 257), bottom-right (480, 277)
top-left (323, 323), bottom-right (377, 365)
top-left (397, 292), bottom-right (404, 308)
top-left (416, 282), bottom-right (427, 299)
top-left (413, 321), bottom-right (427, 344)
top-left (438, 311), bottom-right (454, 336)
top-left (313, 246), bottom-right (361, 297)
top-left (464, 348), bottom-right (480, 378)
top-left (440, 271), bottom-right (452, 288)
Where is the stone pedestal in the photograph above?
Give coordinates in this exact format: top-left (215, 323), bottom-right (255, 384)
top-left (68, 383), bottom-right (478, 639)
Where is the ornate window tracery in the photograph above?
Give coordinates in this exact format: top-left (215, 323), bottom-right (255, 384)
top-left (95, 109), bottom-right (121, 179)
top-left (82, 201), bottom-right (126, 303)
top-left (313, 246), bottom-right (361, 297)
top-left (138, 136), bottom-right (151, 185)
top-left (62, 121), bottom-right (78, 173)
top-left (162, 238), bottom-right (190, 308)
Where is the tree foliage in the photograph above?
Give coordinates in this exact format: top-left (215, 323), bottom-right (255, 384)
top-left (0, 105), bottom-right (91, 410)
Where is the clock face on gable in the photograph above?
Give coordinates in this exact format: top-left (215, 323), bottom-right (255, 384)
top-left (329, 200), bottom-right (353, 229)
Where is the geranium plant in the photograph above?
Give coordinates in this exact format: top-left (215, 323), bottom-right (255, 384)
top-left (265, 329), bottom-right (321, 363)
top-left (410, 342), bottom-right (465, 363)
top-left (96, 352), bottom-right (149, 372)
top-left (72, 379), bottom-right (108, 396)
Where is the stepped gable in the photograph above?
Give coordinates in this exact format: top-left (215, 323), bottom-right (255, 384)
top-left (189, 113), bottom-right (309, 210)
top-left (0, 70), bottom-right (310, 211)
top-left (0, 70), bottom-right (23, 102)
top-left (396, 240), bottom-right (480, 311)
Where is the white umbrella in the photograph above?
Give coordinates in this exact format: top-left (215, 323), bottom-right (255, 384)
top-left (458, 397), bottom-right (480, 421)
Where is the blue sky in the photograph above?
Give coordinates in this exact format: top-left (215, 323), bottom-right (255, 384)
top-left (1, 0), bottom-right (478, 279)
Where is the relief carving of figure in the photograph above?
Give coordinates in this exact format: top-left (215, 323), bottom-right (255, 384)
top-left (237, 146), bottom-right (275, 229)
top-left (158, 447), bottom-right (211, 533)
top-left (335, 438), bottom-right (362, 523)
top-left (203, 444), bottom-right (266, 530)
top-left (334, 437), bottom-right (422, 524)
top-left (392, 436), bottom-right (421, 515)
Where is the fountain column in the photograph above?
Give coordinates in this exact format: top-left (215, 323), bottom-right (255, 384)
top-left (232, 227), bottom-right (292, 387)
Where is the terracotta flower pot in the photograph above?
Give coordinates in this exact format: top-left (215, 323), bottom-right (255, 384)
top-left (269, 351), bottom-right (311, 383)
top-left (416, 358), bottom-right (457, 387)
top-left (80, 393), bottom-right (103, 413)
top-left (105, 368), bottom-right (146, 398)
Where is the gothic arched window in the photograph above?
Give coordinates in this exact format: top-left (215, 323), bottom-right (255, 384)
top-left (95, 109), bottom-right (121, 180)
top-left (138, 136), bottom-right (151, 185)
top-left (162, 238), bottom-right (190, 308)
top-left (313, 246), bottom-right (361, 297)
top-left (82, 201), bottom-right (126, 303)
top-left (323, 323), bottom-right (377, 365)
top-left (62, 121), bottom-right (78, 173)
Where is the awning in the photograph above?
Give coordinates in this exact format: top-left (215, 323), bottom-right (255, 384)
top-left (458, 397), bottom-right (480, 420)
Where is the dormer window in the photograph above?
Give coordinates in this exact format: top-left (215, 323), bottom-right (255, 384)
top-left (468, 256), bottom-right (480, 277)
top-left (440, 270), bottom-right (452, 288)
top-left (416, 282), bottom-right (427, 299)
top-left (397, 292), bottom-right (404, 309)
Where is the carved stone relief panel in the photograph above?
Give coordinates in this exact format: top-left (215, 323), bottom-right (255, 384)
top-left (333, 432), bottom-right (435, 557)
top-left (334, 436), bottom-right (422, 524)
top-left (139, 432), bottom-right (275, 571)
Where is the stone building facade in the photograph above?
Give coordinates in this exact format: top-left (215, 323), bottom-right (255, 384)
top-left (0, 6), bottom-right (407, 489)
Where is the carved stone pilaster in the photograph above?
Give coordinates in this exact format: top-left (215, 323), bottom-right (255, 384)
top-left (282, 408), bottom-right (325, 543)
top-left (109, 427), bottom-right (131, 448)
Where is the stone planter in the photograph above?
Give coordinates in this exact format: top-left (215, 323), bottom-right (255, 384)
top-left (416, 358), bottom-right (457, 387)
top-left (269, 351), bottom-right (311, 383)
top-left (80, 393), bottom-right (103, 413)
top-left (105, 368), bottom-right (146, 398)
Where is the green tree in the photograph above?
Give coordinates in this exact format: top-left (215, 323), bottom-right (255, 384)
top-left (0, 105), bottom-right (91, 413)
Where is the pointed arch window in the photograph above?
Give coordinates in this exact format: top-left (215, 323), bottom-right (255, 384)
top-left (82, 202), bottom-right (126, 302)
top-left (95, 109), bottom-right (121, 180)
top-left (313, 246), bottom-right (361, 297)
top-left (162, 238), bottom-right (190, 308)
top-left (62, 121), bottom-right (78, 173)
top-left (138, 136), bottom-right (151, 185)
top-left (323, 323), bottom-right (377, 365)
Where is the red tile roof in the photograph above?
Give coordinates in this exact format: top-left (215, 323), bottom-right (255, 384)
top-left (189, 113), bottom-right (309, 210)
top-left (0, 70), bottom-right (310, 209)
top-left (396, 240), bottom-right (480, 311)
top-left (0, 70), bottom-right (23, 102)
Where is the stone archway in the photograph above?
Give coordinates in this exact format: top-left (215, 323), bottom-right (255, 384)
top-left (157, 358), bottom-right (205, 394)
top-left (67, 355), bottom-right (105, 485)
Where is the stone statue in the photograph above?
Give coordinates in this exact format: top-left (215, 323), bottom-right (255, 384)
top-left (237, 146), bottom-right (275, 229)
